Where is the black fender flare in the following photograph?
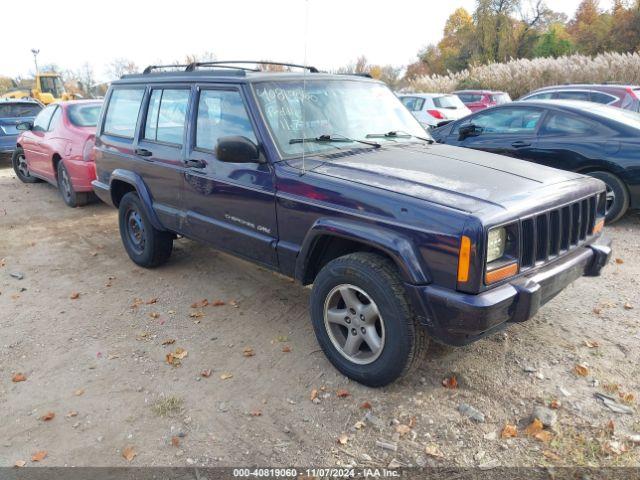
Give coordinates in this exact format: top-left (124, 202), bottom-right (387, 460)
top-left (109, 169), bottom-right (166, 231)
top-left (295, 218), bottom-right (431, 285)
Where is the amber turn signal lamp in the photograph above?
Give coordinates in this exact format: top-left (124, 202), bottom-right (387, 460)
top-left (593, 219), bottom-right (604, 235)
top-left (457, 236), bottom-right (471, 283)
top-left (485, 262), bottom-right (518, 284)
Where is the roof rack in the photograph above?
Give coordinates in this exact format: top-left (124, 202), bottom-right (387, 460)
top-left (142, 64), bottom-right (189, 74)
top-left (185, 60), bottom-right (319, 73)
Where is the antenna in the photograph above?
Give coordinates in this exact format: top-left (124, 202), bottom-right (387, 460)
top-left (301, 0), bottom-right (309, 176)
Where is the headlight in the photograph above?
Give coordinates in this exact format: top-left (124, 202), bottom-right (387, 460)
top-left (486, 227), bottom-right (506, 263)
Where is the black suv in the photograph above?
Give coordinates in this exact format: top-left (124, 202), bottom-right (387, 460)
top-left (93, 61), bottom-right (612, 386)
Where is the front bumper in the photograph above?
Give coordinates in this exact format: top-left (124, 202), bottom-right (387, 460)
top-left (405, 237), bottom-right (612, 346)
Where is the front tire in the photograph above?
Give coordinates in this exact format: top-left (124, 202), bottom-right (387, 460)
top-left (310, 252), bottom-right (428, 387)
top-left (57, 161), bottom-right (88, 208)
top-left (12, 147), bottom-right (40, 183)
top-left (587, 171), bottom-right (629, 223)
top-left (118, 192), bottom-right (173, 268)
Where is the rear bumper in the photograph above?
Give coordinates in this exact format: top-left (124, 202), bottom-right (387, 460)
top-left (65, 159), bottom-right (96, 192)
top-left (92, 180), bottom-right (113, 206)
top-left (405, 237), bottom-right (612, 346)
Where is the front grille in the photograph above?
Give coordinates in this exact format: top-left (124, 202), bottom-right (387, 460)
top-left (520, 194), bottom-right (600, 270)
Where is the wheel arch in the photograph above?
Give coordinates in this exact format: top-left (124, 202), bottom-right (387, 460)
top-left (109, 169), bottom-right (166, 231)
top-left (295, 218), bottom-right (431, 286)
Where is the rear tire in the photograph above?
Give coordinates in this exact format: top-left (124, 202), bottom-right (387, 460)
top-left (118, 192), bottom-right (173, 268)
top-left (57, 161), bottom-right (88, 208)
top-left (587, 171), bottom-right (629, 223)
top-left (12, 147), bottom-right (40, 183)
top-left (310, 252), bottom-right (429, 387)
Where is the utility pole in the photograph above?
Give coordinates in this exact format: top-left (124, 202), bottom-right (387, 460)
top-left (31, 49), bottom-right (40, 74)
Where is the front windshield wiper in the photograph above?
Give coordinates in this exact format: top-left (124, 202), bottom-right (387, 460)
top-left (289, 134), bottom-right (381, 148)
top-left (365, 130), bottom-right (434, 144)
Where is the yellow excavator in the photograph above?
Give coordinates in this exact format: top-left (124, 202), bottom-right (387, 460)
top-left (1, 72), bottom-right (77, 105)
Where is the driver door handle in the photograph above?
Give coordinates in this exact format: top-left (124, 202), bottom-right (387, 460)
top-left (511, 141), bottom-right (531, 148)
top-left (135, 148), bottom-right (153, 157)
top-left (185, 159), bottom-right (207, 169)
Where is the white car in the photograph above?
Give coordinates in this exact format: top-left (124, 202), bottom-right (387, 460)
top-left (398, 93), bottom-right (472, 129)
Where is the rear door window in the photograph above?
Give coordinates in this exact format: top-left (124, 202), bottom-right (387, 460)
top-left (32, 105), bottom-right (56, 132)
top-left (195, 89), bottom-right (257, 152)
top-left (144, 89), bottom-right (190, 145)
top-left (590, 91), bottom-right (617, 105)
top-left (556, 91), bottom-right (590, 101)
top-left (540, 112), bottom-right (597, 136)
top-left (103, 88), bottom-right (145, 138)
top-left (457, 107), bottom-right (543, 134)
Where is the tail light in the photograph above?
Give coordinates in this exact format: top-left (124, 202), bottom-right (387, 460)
top-left (82, 136), bottom-right (96, 162)
top-left (427, 109), bottom-right (444, 119)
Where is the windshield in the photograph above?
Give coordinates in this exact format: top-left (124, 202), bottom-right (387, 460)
top-left (68, 103), bottom-right (102, 127)
top-left (0, 103), bottom-right (42, 118)
top-left (254, 80), bottom-right (429, 157)
top-left (40, 76), bottom-right (65, 97)
top-left (433, 95), bottom-right (466, 109)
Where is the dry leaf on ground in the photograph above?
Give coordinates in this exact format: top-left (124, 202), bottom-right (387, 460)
top-left (501, 424), bottom-right (517, 438)
top-left (12, 373), bottom-right (26, 382)
top-left (615, 258), bottom-right (624, 264)
top-left (146, 298), bottom-right (158, 304)
top-left (282, 345), bottom-right (291, 352)
top-left (336, 389), bottom-right (350, 398)
top-left (31, 451), bottom-right (47, 462)
top-left (337, 433), bottom-right (349, 445)
top-left (525, 418), bottom-right (544, 436)
top-left (243, 347), bottom-right (255, 357)
top-left (584, 340), bottom-right (599, 348)
top-left (41, 412), bottom-right (55, 421)
top-left (201, 369), bottom-right (212, 378)
top-left (191, 299), bottom-right (208, 308)
top-left (442, 375), bottom-right (458, 389)
top-left (122, 446), bottom-right (137, 462)
top-left (574, 364), bottom-right (589, 376)
top-left (396, 424), bottom-right (411, 436)
top-left (66, 411), bottom-right (78, 418)
top-left (310, 389), bottom-right (319, 401)
top-left (189, 311), bottom-right (205, 318)
top-left (171, 436), bottom-right (180, 447)
top-left (624, 302), bottom-right (634, 310)
top-left (14, 460), bottom-right (26, 467)
top-left (534, 430), bottom-right (553, 443)
top-left (211, 300), bottom-right (225, 306)
top-left (173, 348), bottom-right (188, 359)
top-left (69, 292), bottom-right (80, 300)
top-left (161, 339), bottom-right (175, 346)
top-left (425, 444), bottom-right (444, 458)
top-left (220, 373), bottom-right (233, 380)
top-left (74, 388), bottom-right (84, 396)
top-left (360, 401), bottom-right (372, 409)
top-left (549, 399), bottom-right (562, 409)
top-left (250, 409), bottom-right (262, 417)
top-left (149, 312), bottom-right (160, 319)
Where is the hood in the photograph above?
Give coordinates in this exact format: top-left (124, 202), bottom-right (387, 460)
top-left (291, 142), bottom-right (587, 213)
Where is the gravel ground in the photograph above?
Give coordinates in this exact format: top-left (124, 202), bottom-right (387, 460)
top-left (0, 159), bottom-right (639, 468)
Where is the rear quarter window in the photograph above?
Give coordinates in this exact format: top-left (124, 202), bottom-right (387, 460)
top-left (103, 88), bottom-right (145, 138)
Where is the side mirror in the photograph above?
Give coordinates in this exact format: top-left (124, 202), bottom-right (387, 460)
top-left (16, 121), bottom-right (33, 131)
top-left (216, 136), bottom-right (261, 163)
top-left (458, 124), bottom-right (482, 140)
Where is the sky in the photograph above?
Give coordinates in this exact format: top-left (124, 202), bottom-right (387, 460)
top-left (0, 0), bottom-right (613, 82)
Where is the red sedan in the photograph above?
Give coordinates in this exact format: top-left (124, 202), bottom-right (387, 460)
top-left (12, 100), bottom-right (103, 207)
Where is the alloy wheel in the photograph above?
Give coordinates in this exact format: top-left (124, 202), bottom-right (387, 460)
top-left (323, 284), bottom-right (385, 365)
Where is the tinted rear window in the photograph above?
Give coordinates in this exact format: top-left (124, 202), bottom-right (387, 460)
top-left (68, 103), bottom-right (102, 127)
top-left (0, 103), bottom-right (42, 118)
top-left (103, 88), bottom-right (145, 138)
top-left (457, 94), bottom-right (482, 103)
top-left (433, 95), bottom-right (464, 109)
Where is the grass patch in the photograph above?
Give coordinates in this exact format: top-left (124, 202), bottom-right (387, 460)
top-left (151, 395), bottom-right (183, 417)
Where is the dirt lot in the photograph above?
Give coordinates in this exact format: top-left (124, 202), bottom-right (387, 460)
top-left (0, 158), bottom-right (639, 469)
